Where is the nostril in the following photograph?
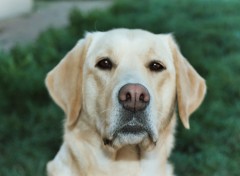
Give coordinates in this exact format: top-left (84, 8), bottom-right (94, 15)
top-left (139, 94), bottom-right (145, 102)
top-left (139, 93), bottom-right (150, 103)
top-left (126, 92), bottom-right (131, 101)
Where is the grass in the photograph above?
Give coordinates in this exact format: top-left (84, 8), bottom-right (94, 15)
top-left (0, 0), bottom-right (240, 175)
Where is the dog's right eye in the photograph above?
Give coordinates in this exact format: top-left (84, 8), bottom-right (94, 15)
top-left (95, 58), bottom-right (113, 70)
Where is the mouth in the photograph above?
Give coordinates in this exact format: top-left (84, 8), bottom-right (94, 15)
top-left (103, 118), bottom-right (156, 147)
top-left (116, 120), bottom-right (147, 135)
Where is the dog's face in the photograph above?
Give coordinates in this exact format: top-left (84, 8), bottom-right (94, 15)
top-left (46, 29), bottom-right (206, 150)
top-left (83, 30), bottom-right (177, 149)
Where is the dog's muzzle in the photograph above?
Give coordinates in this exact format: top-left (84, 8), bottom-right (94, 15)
top-left (117, 83), bottom-right (151, 135)
top-left (103, 84), bottom-right (156, 148)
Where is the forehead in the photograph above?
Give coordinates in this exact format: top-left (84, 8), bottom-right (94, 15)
top-left (86, 29), bottom-right (173, 65)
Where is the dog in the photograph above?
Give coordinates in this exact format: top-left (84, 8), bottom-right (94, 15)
top-left (45, 28), bottom-right (206, 176)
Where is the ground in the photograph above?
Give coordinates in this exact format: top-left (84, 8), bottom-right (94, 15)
top-left (0, 1), bottom-right (112, 51)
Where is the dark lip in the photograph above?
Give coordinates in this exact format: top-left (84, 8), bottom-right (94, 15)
top-left (103, 123), bottom-right (156, 146)
top-left (118, 124), bottom-right (147, 134)
top-left (112, 119), bottom-right (151, 140)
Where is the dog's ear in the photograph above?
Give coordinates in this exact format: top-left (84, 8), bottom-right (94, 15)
top-left (45, 36), bottom-right (91, 128)
top-left (168, 35), bottom-right (206, 129)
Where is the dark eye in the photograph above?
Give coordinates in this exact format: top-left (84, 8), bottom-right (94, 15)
top-left (148, 61), bottom-right (166, 72)
top-left (96, 57), bottom-right (113, 70)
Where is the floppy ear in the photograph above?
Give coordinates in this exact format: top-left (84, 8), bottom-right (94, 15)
top-left (168, 35), bottom-right (206, 129)
top-left (45, 37), bottom-right (91, 128)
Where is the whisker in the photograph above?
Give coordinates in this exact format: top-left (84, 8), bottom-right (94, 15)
top-left (156, 110), bottom-right (163, 116)
top-left (100, 108), bottom-right (112, 114)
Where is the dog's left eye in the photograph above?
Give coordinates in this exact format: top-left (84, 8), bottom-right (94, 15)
top-left (148, 61), bottom-right (166, 72)
top-left (96, 58), bottom-right (113, 70)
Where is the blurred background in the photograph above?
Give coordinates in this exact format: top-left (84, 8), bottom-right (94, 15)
top-left (0, 0), bottom-right (239, 175)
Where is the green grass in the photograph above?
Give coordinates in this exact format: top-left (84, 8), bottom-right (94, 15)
top-left (0, 0), bottom-right (240, 175)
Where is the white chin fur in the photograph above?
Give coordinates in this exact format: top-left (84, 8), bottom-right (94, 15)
top-left (112, 132), bottom-right (148, 148)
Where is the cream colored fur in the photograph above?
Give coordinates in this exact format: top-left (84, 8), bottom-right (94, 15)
top-left (45, 29), bottom-right (206, 176)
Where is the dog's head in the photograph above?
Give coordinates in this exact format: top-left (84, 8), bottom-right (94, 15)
top-left (46, 29), bottom-right (206, 150)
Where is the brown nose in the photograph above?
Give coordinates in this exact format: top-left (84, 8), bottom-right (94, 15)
top-left (118, 83), bottom-right (150, 112)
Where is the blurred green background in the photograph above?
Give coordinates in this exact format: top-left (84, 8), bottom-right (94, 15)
top-left (0, 0), bottom-right (240, 175)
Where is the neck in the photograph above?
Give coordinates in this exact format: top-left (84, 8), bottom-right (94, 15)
top-left (64, 113), bottom-right (176, 176)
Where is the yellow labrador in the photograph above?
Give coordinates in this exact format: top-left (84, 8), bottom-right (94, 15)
top-left (45, 29), bottom-right (206, 176)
